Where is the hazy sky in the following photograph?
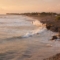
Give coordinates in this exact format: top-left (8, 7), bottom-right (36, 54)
top-left (0, 0), bottom-right (60, 14)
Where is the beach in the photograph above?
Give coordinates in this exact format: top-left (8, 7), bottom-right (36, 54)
top-left (0, 15), bottom-right (60, 60)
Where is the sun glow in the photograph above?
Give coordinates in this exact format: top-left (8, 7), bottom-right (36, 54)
top-left (0, 0), bottom-right (60, 14)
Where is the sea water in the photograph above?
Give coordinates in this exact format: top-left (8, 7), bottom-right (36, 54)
top-left (0, 15), bottom-right (45, 39)
top-left (0, 15), bottom-right (59, 60)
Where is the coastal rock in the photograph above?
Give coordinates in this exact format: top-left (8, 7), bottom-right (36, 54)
top-left (50, 34), bottom-right (60, 41)
top-left (46, 24), bottom-right (52, 30)
top-left (50, 36), bottom-right (58, 41)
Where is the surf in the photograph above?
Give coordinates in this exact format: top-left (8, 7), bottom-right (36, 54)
top-left (0, 15), bottom-right (46, 40)
top-left (22, 20), bottom-right (46, 38)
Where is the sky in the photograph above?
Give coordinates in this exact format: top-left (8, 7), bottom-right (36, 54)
top-left (0, 0), bottom-right (60, 14)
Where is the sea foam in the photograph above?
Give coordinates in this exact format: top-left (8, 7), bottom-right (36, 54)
top-left (22, 20), bottom-right (46, 38)
top-left (32, 20), bottom-right (42, 26)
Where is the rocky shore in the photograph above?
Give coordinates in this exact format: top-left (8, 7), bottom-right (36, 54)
top-left (26, 15), bottom-right (60, 60)
top-left (27, 15), bottom-right (60, 39)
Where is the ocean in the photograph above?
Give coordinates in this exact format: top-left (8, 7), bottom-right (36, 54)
top-left (0, 15), bottom-right (45, 39)
top-left (0, 15), bottom-right (59, 60)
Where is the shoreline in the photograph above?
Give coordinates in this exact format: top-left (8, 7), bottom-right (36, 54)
top-left (26, 15), bottom-right (60, 32)
top-left (25, 15), bottom-right (60, 60)
top-left (0, 15), bottom-right (60, 60)
top-left (26, 15), bottom-right (60, 39)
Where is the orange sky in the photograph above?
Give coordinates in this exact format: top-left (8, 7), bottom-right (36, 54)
top-left (0, 0), bottom-right (60, 14)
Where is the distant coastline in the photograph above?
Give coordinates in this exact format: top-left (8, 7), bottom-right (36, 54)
top-left (21, 12), bottom-right (60, 60)
top-left (20, 12), bottom-right (60, 33)
top-left (6, 12), bottom-right (60, 33)
top-left (6, 13), bottom-right (21, 15)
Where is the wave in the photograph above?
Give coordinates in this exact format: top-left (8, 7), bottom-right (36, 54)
top-left (6, 20), bottom-right (46, 39)
top-left (22, 20), bottom-right (46, 38)
top-left (0, 20), bottom-right (46, 43)
top-left (1, 26), bottom-right (46, 43)
top-left (0, 28), bottom-right (46, 44)
top-left (32, 20), bottom-right (43, 26)
top-left (22, 27), bottom-right (46, 38)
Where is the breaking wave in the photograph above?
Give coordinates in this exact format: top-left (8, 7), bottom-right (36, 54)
top-left (21, 20), bottom-right (46, 38)
top-left (0, 15), bottom-right (46, 41)
top-left (0, 19), bottom-right (47, 43)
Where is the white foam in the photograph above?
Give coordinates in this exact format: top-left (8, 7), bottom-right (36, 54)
top-left (22, 20), bottom-right (46, 38)
top-left (32, 20), bottom-right (43, 26)
top-left (0, 15), bottom-right (46, 38)
top-left (22, 27), bottom-right (46, 38)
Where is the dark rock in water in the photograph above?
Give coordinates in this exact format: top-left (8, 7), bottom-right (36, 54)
top-left (56, 33), bottom-right (60, 39)
top-left (51, 36), bottom-right (58, 40)
top-left (46, 26), bottom-right (51, 29)
top-left (50, 33), bottom-right (60, 41)
top-left (46, 24), bottom-right (52, 30)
